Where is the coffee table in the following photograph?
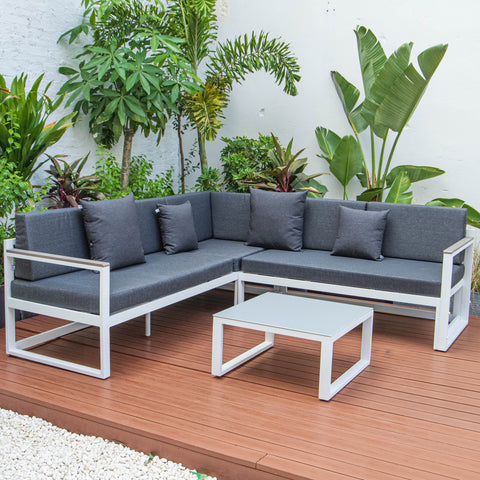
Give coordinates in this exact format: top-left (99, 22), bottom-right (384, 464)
top-left (212, 292), bottom-right (374, 400)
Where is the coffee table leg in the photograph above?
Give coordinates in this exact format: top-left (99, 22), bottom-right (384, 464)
top-left (212, 317), bottom-right (224, 376)
top-left (319, 340), bottom-right (334, 400)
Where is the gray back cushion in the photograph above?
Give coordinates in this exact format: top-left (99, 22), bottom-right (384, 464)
top-left (303, 198), bottom-right (367, 251)
top-left (367, 202), bottom-right (467, 263)
top-left (15, 208), bottom-right (90, 281)
top-left (157, 191), bottom-right (212, 242)
top-left (135, 197), bottom-right (163, 254)
top-left (211, 192), bottom-right (250, 241)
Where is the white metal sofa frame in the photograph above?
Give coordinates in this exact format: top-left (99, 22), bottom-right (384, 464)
top-left (4, 234), bottom-right (474, 379)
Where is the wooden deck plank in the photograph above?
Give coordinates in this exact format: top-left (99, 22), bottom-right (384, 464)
top-left (1, 290), bottom-right (480, 480)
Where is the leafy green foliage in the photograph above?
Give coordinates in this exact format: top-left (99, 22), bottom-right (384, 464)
top-left (41, 154), bottom-right (103, 208)
top-left (194, 166), bottom-right (222, 192)
top-left (315, 26), bottom-right (447, 202)
top-left (58, 0), bottom-right (200, 187)
top-left (240, 134), bottom-right (327, 197)
top-left (94, 150), bottom-right (174, 199)
top-left (0, 157), bottom-right (37, 280)
top-left (220, 134), bottom-right (275, 192)
top-left (426, 198), bottom-right (480, 229)
top-left (0, 73), bottom-right (74, 180)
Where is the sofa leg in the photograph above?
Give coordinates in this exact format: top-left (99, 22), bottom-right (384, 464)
top-left (234, 280), bottom-right (245, 304)
top-left (145, 312), bottom-right (151, 337)
top-left (99, 325), bottom-right (111, 379)
top-left (5, 306), bottom-right (16, 355)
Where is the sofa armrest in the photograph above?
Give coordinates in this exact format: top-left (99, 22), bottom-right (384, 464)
top-left (4, 245), bottom-right (111, 319)
top-left (443, 236), bottom-right (474, 258)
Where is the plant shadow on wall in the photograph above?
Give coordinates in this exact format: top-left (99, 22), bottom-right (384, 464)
top-left (316, 26), bottom-right (480, 226)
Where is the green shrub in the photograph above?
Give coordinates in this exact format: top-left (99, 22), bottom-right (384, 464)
top-left (195, 167), bottom-right (222, 192)
top-left (0, 158), bottom-right (37, 280)
top-left (220, 134), bottom-right (275, 192)
top-left (94, 149), bottom-right (175, 199)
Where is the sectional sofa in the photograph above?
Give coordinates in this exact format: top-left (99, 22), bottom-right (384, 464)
top-left (3, 190), bottom-right (473, 378)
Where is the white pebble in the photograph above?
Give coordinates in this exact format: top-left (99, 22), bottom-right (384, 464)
top-left (0, 408), bottom-right (217, 480)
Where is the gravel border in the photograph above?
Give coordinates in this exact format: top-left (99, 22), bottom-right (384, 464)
top-left (0, 408), bottom-right (217, 480)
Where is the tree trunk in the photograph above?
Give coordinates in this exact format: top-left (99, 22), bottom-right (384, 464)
top-left (177, 112), bottom-right (185, 194)
top-left (121, 128), bottom-right (135, 190)
top-left (197, 128), bottom-right (208, 173)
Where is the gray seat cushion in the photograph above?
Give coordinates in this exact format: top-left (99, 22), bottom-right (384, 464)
top-left (15, 208), bottom-right (90, 281)
top-left (211, 192), bottom-right (250, 241)
top-left (242, 249), bottom-right (464, 297)
top-left (197, 238), bottom-right (264, 270)
top-left (367, 202), bottom-right (467, 264)
top-left (11, 250), bottom-right (234, 315)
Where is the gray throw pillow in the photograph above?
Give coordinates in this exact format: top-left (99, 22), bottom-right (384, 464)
top-left (156, 201), bottom-right (198, 255)
top-left (80, 193), bottom-right (146, 270)
top-left (331, 206), bottom-right (389, 260)
top-left (246, 188), bottom-right (307, 251)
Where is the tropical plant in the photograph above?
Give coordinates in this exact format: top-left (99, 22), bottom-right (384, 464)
top-left (58, 0), bottom-right (201, 189)
top-left (165, 0), bottom-right (301, 177)
top-left (0, 157), bottom-right (37, 280)
top-left (40, 154), bottom-right (103, 208)
top-left (94, 149), bottom-right (175, 199)
top-left (0, 74), bottom-right (74, 180)
top-left (220, 134), bottom-right (275, 193)
top-left (194, 166), bottom-right (222, 192)
top-left (316, 26), bottom-right (448, 203)
top-left (240, 134), bottom-right (327, 196)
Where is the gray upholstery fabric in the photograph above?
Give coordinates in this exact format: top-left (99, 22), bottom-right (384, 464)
top-left (11, 250), bottom-right (233, 315)
top-left (247, 189), bottom-right (307, 251)
top-left (15, 208), bottom-right (90, 281)
top-left (211, 192), bottom-right (250, 241)
top-left (242, 249), bottom-right (464, 297)
top-left (156, 201), bottom-right (198, 255)
top-left (135, 197), bottom-right (163, 254)
top-left (303, 198), bottom-right (367, 251)
top-left (367, 202), bottom-right (467, 264)
top-left (197, 238), bottom-right (264, 270)
top-left (332, 207), bottom-right (388, 260)
top-left (157, 191), bottom-right (212, 241)
top-left (81, 194), bottom-right (145, 270)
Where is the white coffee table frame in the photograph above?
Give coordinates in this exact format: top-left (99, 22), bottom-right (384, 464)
top-left (212, 293), bottom-right (374, 400)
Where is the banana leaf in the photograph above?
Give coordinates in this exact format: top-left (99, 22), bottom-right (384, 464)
top-left (386, 165), bottom-right (445, 186)
top-left (357, 187), bottom-right (383, 201)
top-left (329, 135), bottom-right (364, 192)
top-left (426, 198), bottom-right (480, 229)
top-left (385, 171), bottom-right (412, 203)
top-left (315, 127), bottom-right (341, 163)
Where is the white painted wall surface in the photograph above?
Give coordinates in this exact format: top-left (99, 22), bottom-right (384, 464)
top-left (0, 0), bottom-right (179, 187)
top-left (211, 0), bottom-right (480, 208)
top-left (1, 0), bottom-right (479, 210)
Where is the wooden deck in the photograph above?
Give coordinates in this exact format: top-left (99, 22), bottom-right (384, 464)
top-left (1, 289), bottom-right (480, 480)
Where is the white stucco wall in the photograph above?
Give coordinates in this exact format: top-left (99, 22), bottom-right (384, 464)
top-left (0, 0), bottom-right (179, 187)
top-left (211, 0), bottom-right (480, 208)
top-left (1, 1), bottom-right (479, 211)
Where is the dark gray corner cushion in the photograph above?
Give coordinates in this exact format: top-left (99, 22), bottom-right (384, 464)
top-left (367, 202), bottom-right (468, 264)
top-left (157, 191), bottom-right (212, 241)
top-left (332, 206), bottom-right (388, 261)
top-left (303, 198), bottom-right (367, 251)
top-left (247, 189), bottom-right (307, 251)
top-left (15, 208), bottom-right (90, 281)
top-left (80, 194), bottom-right (145, 270)
top-left (211, 192), bottom-right (251, 241)
top-left (156, 201), bottom-right (198, 255)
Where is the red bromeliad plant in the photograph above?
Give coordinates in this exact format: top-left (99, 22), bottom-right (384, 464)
top-left (239, 134), bottom-right (327, 197)
top-left (41, 154), bottom-right (104, 208)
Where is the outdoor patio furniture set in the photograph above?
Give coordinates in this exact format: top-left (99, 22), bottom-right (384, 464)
top-left (3, 190), bottom-right (473, 397)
